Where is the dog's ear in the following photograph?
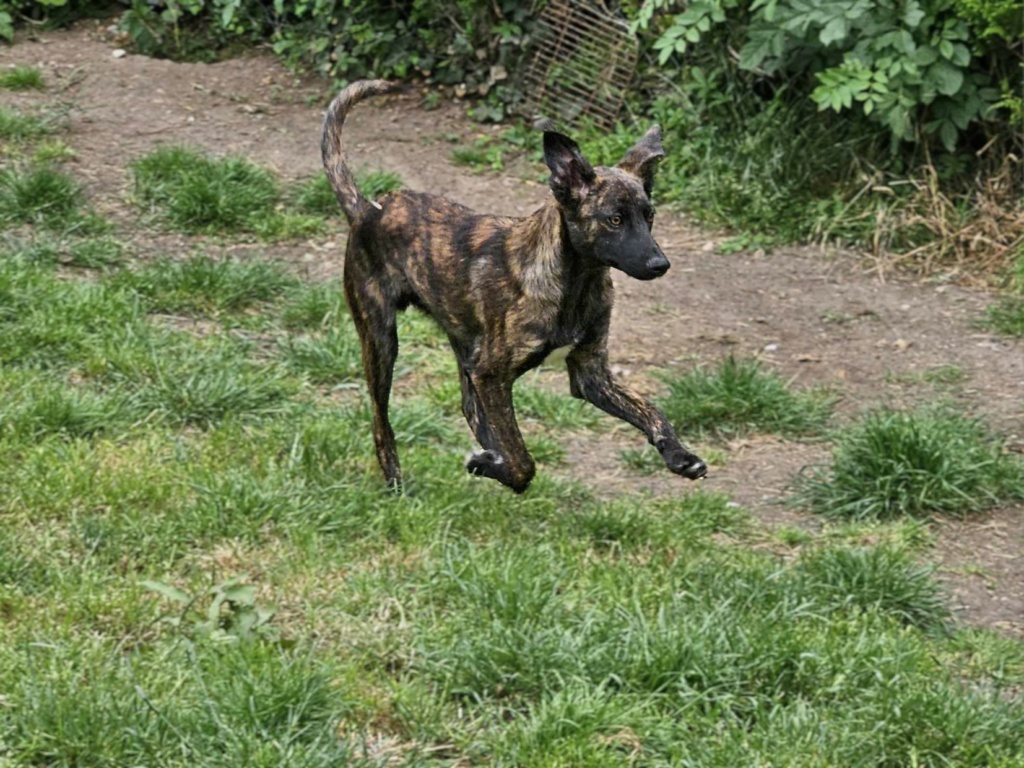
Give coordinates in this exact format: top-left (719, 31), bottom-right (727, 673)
top-left (617, 125), bottom-right (664, 197)
top-left (544, 131), bottom-right (596, 207)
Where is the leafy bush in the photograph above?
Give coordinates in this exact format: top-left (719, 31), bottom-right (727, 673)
top-left (633, 0), bottom-right (1020, 153)
top-left (115, 0), bottom-right (536, 117)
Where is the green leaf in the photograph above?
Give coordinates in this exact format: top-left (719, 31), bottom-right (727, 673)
top-left (902, 1), bottom-right (925, 26)
top-left (0, 11), bottom-right (13, 42)
top-left (221, 582), bottom-right (257, 605)
top-left (938, 120), bottom-right (957, 151)
top-left (950, 43), bottom-right (971, 67)
top-left (929, 61), bottom-right (964, 96)
top-left (739, 34), bottom-right (774, 71)
top-left (820, 16), bottom-right (848, 46)
top-left (141, 579), bottom-right (191, 604)
top-left (913, 46), bottom-right (937, 67)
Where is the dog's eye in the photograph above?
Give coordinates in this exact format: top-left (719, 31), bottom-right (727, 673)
top-left (608, 214), bottom-right (623, 227)
top-left (645, 210), bottom-right (655, 223)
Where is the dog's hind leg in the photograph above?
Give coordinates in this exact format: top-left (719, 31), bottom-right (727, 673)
top-left (345, 276), bottom-right (402, 489)
top-left (462, 371), bottom-right (536, 494)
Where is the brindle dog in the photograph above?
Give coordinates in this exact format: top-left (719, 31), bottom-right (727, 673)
top-left (322, 79), bottom-right (707, 493)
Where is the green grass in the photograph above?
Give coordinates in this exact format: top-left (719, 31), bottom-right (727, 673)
top-left (31, 138), bottom-right (76, 164)
top-left (0, 65), bottom-right (45, 91)
top-left (659, 356), bottom-right (834, 438)
top-left (1, 237), bottom-right (1023, 765)
top-left (131, 146), bottom-right (279, 233)
top-left (984, 297), bottom-right (1024, 337)
top-left (111, 253), bottom-right (298, 316)
top-left (0, 234), bottom-right (124, 270)
top-left (279, 280), bottom-right (347, 331)
top-left (294, 168), bottom-right (404, 217)
top-left (130, 146), bottom-right (327, 239)
top-left (790, 407), bottom-right (1024, 520)
top-left (0, 165), bottom-right (83, 227)
top-left (0, 106), bottom-right (53, 141)
top-left (279, 326), bottom-right (364, 385)
top-left (131, 147), bottom-right (400, 237)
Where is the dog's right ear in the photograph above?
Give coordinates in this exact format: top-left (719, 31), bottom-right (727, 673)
top-left (544, 132), bottom-right (596, 208)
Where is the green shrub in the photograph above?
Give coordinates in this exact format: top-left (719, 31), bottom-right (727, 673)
top-left (633, 0), bottom-right (1019, 153)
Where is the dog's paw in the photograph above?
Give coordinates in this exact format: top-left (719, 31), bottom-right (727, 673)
top-left (466, 449), bottom-right (504, 476)
top-left (659, 443), bottom-right (708, 481)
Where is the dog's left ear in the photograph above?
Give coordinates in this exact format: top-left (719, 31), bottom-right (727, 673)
top-left (617, 125), bottom-right (665, 197)
top-left (544, 131), bottom-right (596, 208)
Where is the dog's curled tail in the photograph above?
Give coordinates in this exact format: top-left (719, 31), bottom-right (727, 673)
top-left (321, 79), bottom-right (397, 223)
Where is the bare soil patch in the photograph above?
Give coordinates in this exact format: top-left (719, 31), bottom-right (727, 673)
top-left (3, 22), bottom-right (1021, 634)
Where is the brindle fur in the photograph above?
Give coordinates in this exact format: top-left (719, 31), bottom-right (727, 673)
top-left (322, 79), bottom-right (707, 493)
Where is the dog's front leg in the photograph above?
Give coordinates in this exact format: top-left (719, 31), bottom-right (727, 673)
top-left (462, 371), bottom-right (537, 494)
top-left (567, 347), bottom-right (707, 480)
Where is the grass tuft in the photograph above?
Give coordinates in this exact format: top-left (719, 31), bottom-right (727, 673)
top-left (795, 544), bottom-right (950, 630)
top-left (113, 254), bottom-right (298, 315)
top-left (131, 146), bottom-right (279, 234)
top-left (0, 65), bottom-right (45, 91)
top-left (984, 297), bottom-right (1024, 337)
top-left (279, 281), bottom-right (347, 331)
top-left (294, 168), bottom-right (404, 217)
top-left (790, 407), bottom-right (1024, 520)
top-left (102, 333), bottom-right (296, 429)
top-left (660, 356), bottom-right (833, 438)
top-left (0, 107), bottom-right (52, 141)
top-left (0, 165), bottom-right (83, 228)
top-left (279, 327), bottom-right (364, 385)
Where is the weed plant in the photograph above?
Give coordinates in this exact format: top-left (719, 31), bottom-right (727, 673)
top-left (791, 407), bottom-right (1024, 520)
top-left (659, 356), bottom-right (833, 438)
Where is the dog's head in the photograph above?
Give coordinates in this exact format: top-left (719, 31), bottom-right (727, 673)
top-left (544, 126), bottom-right (668, 281)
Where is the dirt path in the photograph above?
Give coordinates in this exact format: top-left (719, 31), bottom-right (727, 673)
top-left (3, 22), bottom-right (1022, 634)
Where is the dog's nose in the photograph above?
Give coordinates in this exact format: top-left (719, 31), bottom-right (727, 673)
top-left (646, 254), bottom-right (670, 277)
